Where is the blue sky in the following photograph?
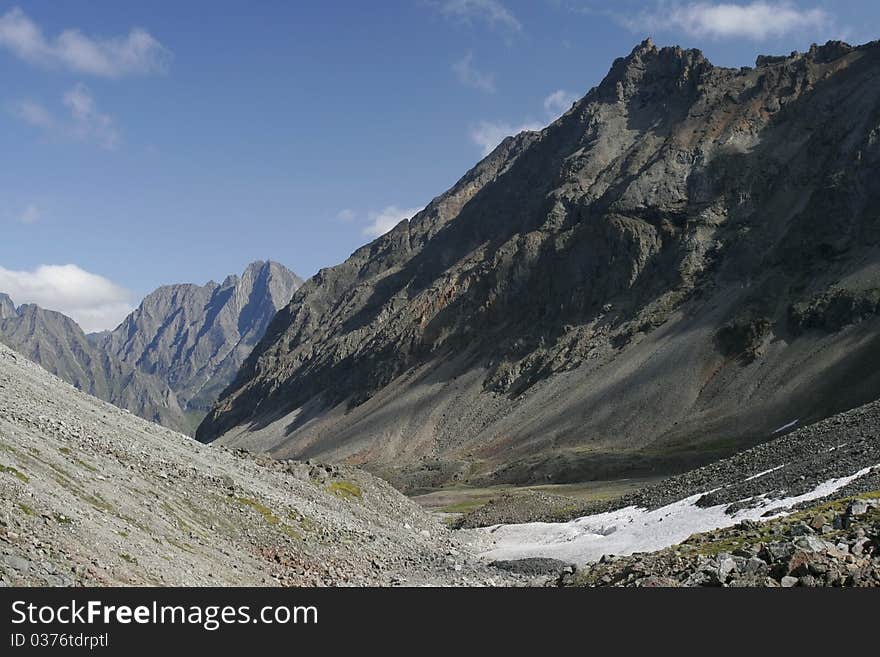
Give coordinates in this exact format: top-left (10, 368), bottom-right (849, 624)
top-left (1, 1), bottom-right (877, 331)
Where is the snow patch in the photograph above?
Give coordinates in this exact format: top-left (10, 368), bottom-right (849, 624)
top-left (773, 419), bottom-right (799, 434)
top-left (744, 464), bottom-right (784, 481)
top-left (479, 464), bottom-right (877, 566)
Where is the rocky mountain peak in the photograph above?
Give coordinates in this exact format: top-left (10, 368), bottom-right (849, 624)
top-left (599, 37), bottom-right (711, 103)
top-left (197, 38), bottom-right (880, 490)
top-left (99, 260), bottom-right (302, 421)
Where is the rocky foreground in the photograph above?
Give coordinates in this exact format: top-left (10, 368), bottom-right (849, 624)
top-left (565, 494), bottom-right (880, 587)
top-left (0, 344), bottom-right (517, 586)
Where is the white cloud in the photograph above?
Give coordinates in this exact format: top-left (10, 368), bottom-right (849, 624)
top-left (0, 264), bottom-right (134, 332)
top-left (0, 7), bottom-right (171, 77)
top-left (543, 89), bottom-right (578, 117)
top-left (624, 2), bottom-right (831, 41)
top-left (467, 88), bottom-right (583, 157)
top-left (336, 208), bottom-right (356, 222)
top-left (470, 119), bottom-right (543, 156)
top-left (440, 0), bottom-right (522, 32)
top-left (63, 84), bottom-right (120, 149)
top-left (453, 52), bottom-right (496, 93)
top-left (11, 99), bottom-right (54, 128)
top-left (363, 206), bottom-right (423, 238)
top-left (11, 84), bottom-right (120, 150)
top-left (16, 204), bottom-right (40, 225)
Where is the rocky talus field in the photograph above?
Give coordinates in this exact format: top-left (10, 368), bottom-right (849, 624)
top-left (0, 344), bottom-right (518, 586)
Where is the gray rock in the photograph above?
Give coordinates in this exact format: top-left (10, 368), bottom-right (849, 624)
top-left (491, 558), bottom-right (575, 576)
top-left (848, 500), bottom-right (869, 517)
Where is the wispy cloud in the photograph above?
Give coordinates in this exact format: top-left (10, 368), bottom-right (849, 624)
top-left (453, 52), bottom-right (496, 93)
top-left (0, 263), bottom-right (134, 332)
top-left (0, 6), bottom-right (171, 77)
top-left (543, 89), bottom-right (578, 117)
top-left (363, 206), bottom-right (423, 238)
top-left (470, 120), bottom-right (543, 156)
top-left (11, 84), bottom-right (120, 150)
top-left (622, 2), bottom-right (832, 41)
top-left (336, 208), bottom-right (356, 222)
top-left (15, 204), bottom-right (41, 225)
top-left (468, 88), bottom-right (581, 156)
top-left (438, 0), bottom-right (522, 32)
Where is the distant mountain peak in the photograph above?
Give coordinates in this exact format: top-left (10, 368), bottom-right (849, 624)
top-left (98, 260), bottom-right (302, 420)
top-left (1, 260), bottom-right (302, 435)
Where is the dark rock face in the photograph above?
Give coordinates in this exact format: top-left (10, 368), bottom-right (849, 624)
top-left (95, 261), bottom-right (301, 424)
top-left (0, 301), bottom-right (186, 430)
top-left (0, 261), bottom-right (300, 434)
top-left (198, 40), bottom-right (880, 487)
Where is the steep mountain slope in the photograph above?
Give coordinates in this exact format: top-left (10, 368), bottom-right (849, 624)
top-left (0, 343), bottom-right (512, 586)
top-left (0, 294), bottom-right (15, 319)
top-left (0, 298), bottom-right (186, 430)
top-left (97, 260), bottom-right (301, 423)
top-left (198, 39), bottom-right (880, 490)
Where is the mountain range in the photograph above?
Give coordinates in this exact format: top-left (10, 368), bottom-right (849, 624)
top-left (0, 260), bottom-right (300, 433)
top-left (197, 39), bottom-right (880, 491)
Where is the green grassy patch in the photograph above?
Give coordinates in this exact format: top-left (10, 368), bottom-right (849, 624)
top-left (233, 497), bottom-right (302, 540)
top-left (327, 480), bottom-right (362, 500)
top-left (17, 502), bottom-right (35, 516)
top-left (0, 463), bottom-right (29, 483)
top-left (440, 499), bottom-right (486, 514)
top-left (119, 553), bottom-right (138, 565)
top-left (234, 497), bottom-right (281, 524)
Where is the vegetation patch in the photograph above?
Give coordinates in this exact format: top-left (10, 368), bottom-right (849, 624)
top-left (17, 502), bottom-right (35, 516)
top-left (74, 458), bottom-right (99, 473)
top-left (119, 553), bottom-right (138, 565)
top-left (327, 480), bottom-right (362, 500)
top-left (234, 497), bottom-right (280, 524)
top-left (440, 499), bottom-right (486, 514)
top-left (0, 463), bottom-right (29, 483)
top-left (233, 497), bottom-right (302, 540)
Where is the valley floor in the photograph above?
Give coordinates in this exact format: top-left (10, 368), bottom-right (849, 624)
top-left (3, 338), bottom-right (879, 587)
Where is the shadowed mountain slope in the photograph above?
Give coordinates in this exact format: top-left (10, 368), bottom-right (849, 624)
top-left (198, 40), bottom-right (880, 490)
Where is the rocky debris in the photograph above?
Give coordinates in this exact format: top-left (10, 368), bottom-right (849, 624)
top-left (453, 490), bottom-right (586, 529)
top-left (198, 38), bottom-right (880, 493)
top-left (570, 495), bottom-right (880, 587)
top-left (491, 558), bottom-right (577, 587)
top-left (789, 288), bottom-right (880, 334)
top-left (0, 344), bottom-right (522, 587)
top-left (456, 397), bottom-right (880, 527)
